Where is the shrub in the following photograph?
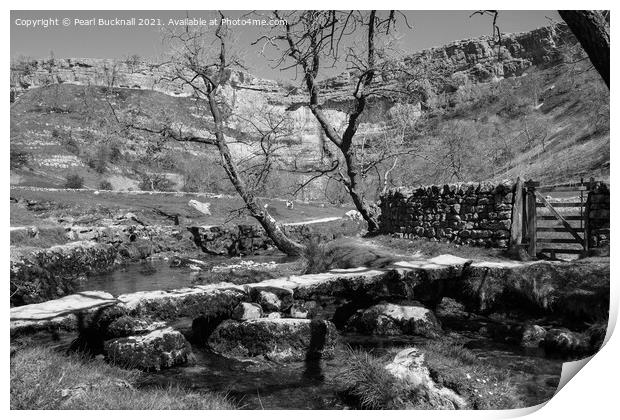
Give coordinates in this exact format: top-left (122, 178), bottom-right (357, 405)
top-left (86, 145), bottom-right (110, 174)
top-left (65, 174), bottom-right (84, 189)
top-left (108, 144), bottom-right (122, 163)
top-left (10, 147), bottom-right (30, 169)
top-left (139, 173), bottom-right (175, 192)
top-left (156, 151), bottom-right (178, 171)
top-left (99, 180), bottom-right (113, 190)
top-left (60, 136), bottom-right (80, 155)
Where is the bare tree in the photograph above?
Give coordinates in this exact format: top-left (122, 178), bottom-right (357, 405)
top-left (113, 14), bottom-right (306, 256)
top-left (559, 10), bottom-right (610, 88)
top-left (258, 10), bottom-right (420, 233)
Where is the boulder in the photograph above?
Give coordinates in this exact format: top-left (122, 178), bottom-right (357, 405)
top-left (116, 285), bottom-right (246, 321)
top-left (107, 315), bottom-right (166, 338)
top-left (247, 285), bottom-right (293, 312)
top-left (231, 302), bottom-right (263, 320)
top-left (346, 302), bottom-right (442, 338)
top-left (188, 199), bottom-right (211, 215)
top-left (208, 318), bottom-right (338, 362)
top-left (385, 348), bottom-right (468, 409)
top-left (104, 327), bottom-right (193, 371)
top-left (520, 324), bottom-right (547, 348)
top-left (543, 328), bottom-right (591, 356)
top-left (344, 210), bottom-right (363, 222)
top-left (289, 300), bottom-right (318, 319)
top-left (257, 291), bottom-right (281, 312)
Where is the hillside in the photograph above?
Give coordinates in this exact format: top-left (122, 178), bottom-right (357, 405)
top-left (10, 23), bottom-right (609, 202)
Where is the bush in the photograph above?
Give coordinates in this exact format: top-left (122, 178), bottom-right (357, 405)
top-left (99, 180), bottom-right (113, 190)
top-left (139, 173), bottom-right (175, 192)
top-left (86, 145), bottom-right (110, 174)
top-left (109, 144), bottom-right (122, 163)
top-left (65, 174), bottom-right (84, 189)
top-left (155, 151), bottom-right (178, 171)
top-left (60, 136), bottom-right (80, 155)
top-left (10, 147), bottom-right (30, 169)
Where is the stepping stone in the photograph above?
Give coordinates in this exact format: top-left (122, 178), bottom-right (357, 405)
top-left (10, 291), bottom-right (117, 321)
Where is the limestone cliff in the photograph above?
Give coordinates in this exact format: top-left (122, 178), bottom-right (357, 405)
top-left (11, 24), bottom-right (576, 102)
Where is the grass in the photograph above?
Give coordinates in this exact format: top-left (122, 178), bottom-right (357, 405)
top-left (10, 226), bottom-right (69, 248)
top-left (193, 260), bottom-right (306, 285)
top-left (336, 340), bottom-right (523, 410)
top-left (336, 348), bottom-right (409, 409)
top-left (417, 340), bottom-right (523, 410)
top-left (10, 346), bottom-right (235, 410)
top-left (369, 235), bottom-right (508, 261)
top-left (302, 237), bottom-right (414, 274)
top-left (10, 187), bottom-right (350, 228)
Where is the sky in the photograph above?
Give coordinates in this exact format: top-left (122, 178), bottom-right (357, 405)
top-left (10, 10), bottom-right (561, 80)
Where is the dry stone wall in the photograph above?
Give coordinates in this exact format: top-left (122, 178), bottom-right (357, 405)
top-left (587, 182), bottom-right (610, 249)
top-left (378, 182), bottom-right (514, 248)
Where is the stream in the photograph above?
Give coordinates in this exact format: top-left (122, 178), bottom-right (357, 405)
top-left (138, 333), bottom-right (561, 409)
top-left (73, 259), bottom-right (563, 409)
top-left (78, 253), bottom-right (295, 296)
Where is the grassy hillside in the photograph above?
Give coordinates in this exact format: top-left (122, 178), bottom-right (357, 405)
top-left (362, 60), bottom-right (609, 189)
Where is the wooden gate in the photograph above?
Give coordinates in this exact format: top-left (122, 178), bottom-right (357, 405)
top-left (512, 178), bottom-right (595, 258)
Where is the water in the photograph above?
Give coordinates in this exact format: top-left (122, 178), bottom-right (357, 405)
top-left (79, 254), bottom-right (294, 296)
top-left (140, 333), bottom-right (562, 410)
top-left (73, 258), bottom-right (562, 409)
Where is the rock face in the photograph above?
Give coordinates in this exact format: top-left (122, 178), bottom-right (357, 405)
top-left (208, 318), bottom-right (338, 362)
top-left (10, 25), bottom-right (576, 99)
top-left (346, 302), bottom-right (441, 338)
top-left (104, 327), bottom-right (193, 371)
top-left (385, 348), bottom-right (468, 409)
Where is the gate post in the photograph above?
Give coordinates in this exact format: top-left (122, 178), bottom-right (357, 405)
top-left (583, 177), bottom-right (595, 254)
top-left (509, 177), bottom-right (524, 257)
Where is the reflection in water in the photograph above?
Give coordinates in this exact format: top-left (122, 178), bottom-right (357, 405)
top-left (79, 254), bottom-right (292, 296)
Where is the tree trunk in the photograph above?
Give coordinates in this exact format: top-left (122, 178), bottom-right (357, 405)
top-left (343, 151), bottom-right (381, 233)
top-left (559, 10), bottom-right (610, 88)
top-left (206, 90), bottom-right (306, 257)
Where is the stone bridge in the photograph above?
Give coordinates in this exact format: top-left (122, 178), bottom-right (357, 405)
top-left (11, 255), bottom-right (609, 370)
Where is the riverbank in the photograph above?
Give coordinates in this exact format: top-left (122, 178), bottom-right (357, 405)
top-left (10, 346), bottom-right (234, 410)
